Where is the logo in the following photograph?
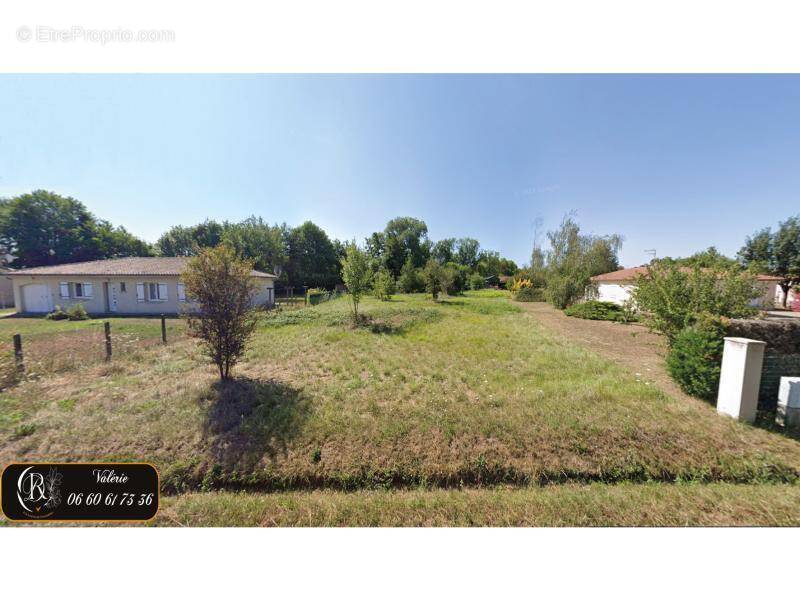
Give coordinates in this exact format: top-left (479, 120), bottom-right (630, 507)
top-left (16, 466), bottom-right (62, 518)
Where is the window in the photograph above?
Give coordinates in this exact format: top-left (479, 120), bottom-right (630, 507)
top-left (120, 282), bottom-right (127, 293)
top-left (73, 282), bottom-right (93, 299)
top-left (146, 282), bottom-right (168, 302)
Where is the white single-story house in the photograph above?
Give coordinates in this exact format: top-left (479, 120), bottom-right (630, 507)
top-left (588, 266), bottom-right (792, 309)
top-left (9, 257), bottom-right (276, 315)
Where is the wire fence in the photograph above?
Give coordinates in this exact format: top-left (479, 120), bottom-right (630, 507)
top-left (0, 317), bottom-right (188, 389)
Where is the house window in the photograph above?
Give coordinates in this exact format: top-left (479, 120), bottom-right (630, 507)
top-left (73, 282), bottom-right (93, 299)
top-left (146, 282), bottom-right (168, 302)
top-left (120, 282), bottom-right (127, 293)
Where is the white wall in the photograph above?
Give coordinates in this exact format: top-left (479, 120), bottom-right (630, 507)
top-left (596, 283), bottom-right (635, 305)
top-left (12, 275), bottom-right (274, 314)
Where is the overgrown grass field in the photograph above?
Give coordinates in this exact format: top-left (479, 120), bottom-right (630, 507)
top-left (1, 292), bottom-right (799, 524)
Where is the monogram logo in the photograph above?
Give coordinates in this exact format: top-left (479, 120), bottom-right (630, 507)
top-left (16, 466), bottom-right (62, 517)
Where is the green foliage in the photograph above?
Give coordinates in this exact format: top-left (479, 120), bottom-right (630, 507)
top-left (286, 221), bottom-right (341, 288)
top-left (382, 217), bottom-right (431, 277)
top-left (444, 262), bottom-right (468, 295)
top-left (341, 243), bottom-right (372, 321)
top-left (183, 246), bottom-right (259, 380)
top-left (468, 272), bottom-right (485, 290)
top-left (372, 268), bottom-right (396, 301)
top-left (513, 286), bottom-right (544, 302)
top-left (398, 256), bottom-right (424, 293)
top-left (66, 303), bottom-right (90, 321)
top-left (46, 304), bottom-right (89, 321)
top-left (221, 216), bottom-right (287, 274)
top-left (739, 215), bottom-right (800, 307)
top-left (46, 305), bottom-right (70, 321)
top-left (306, 288), bottom-right (327, 305)
top-left (666, 319), bottom-right (725, 400)
top-left (422, 259), bottom-right (453, 301)
top-left (0, 190), bottom-right (152, 268)
top-left (542, 214), bottom-right (623, 309)
top-left (632, 263), bottom-right (758, 343)
top-left (156, 220), bottom-right (224, 256)
top-left (564, 300), bottom-right (628, 321)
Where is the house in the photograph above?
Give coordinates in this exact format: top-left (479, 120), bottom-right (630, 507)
top-left (9, 257), bottom-right (276, 315)
top-left (588, 266), bottom-right (787, 308)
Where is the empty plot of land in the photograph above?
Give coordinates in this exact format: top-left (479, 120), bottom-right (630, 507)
top-left (2, 292), bottom-right (799, 496)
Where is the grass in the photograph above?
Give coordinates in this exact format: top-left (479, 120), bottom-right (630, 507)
top-left (148, 483), bottom-right (800, 526)
top-left (2, 292), bottom-right (800, 501)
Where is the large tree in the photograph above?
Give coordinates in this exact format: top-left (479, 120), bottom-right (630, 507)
top-left (0, 190), bottom-right (152, 268)
top-left (738, 216), bottom-right (800, 307)
top-left (156, 220), bottom-right (225, 256)
top-left (455, 238), bottom-right (481, 268)
top-left (382, 217), bottom-right (431, 277)
top-left (220, 217), bottom-right (287, 274)
top-left (286, 221), bottom-right (340, 288)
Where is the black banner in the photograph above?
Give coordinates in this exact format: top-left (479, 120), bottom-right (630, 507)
top-left (1, 463), bottom-right (159, 521)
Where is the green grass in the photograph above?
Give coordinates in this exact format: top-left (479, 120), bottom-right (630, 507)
top-left (2, 293), bottom-right (799, 499)
top-left (149, 483), bottom-right (800, 526)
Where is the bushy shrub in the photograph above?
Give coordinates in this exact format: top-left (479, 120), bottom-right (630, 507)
top-left (306, 288), bottom-right (327, 305)
top-left (468, 273), bottom-right (485, 290)
top-left (67, 303), bottom-right (90, 321)
top-left (46, 305), bottom-right (70, 320)
top-left (666, 318), bottom-right (725, 400)
top-left (564, 300), bottom-right (629, 322)
top-left (545, 275), bottom-right (582, 310)
top-left (398, 257), bottom-right (424, 293)
top-left (372, 268), bottom-right (396, 301)
top-left (514, 286), bottom-right (544, 302)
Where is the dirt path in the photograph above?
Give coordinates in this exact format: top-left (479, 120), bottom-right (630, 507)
top-left (517, 301), bottom-right (695, 403)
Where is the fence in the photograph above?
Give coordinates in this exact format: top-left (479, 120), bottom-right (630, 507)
top-left (0, 316), bottom-right (187, 387)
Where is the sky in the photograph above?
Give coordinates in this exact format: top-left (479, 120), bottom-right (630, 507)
top-left (1, 74), bottom-right (799, 268)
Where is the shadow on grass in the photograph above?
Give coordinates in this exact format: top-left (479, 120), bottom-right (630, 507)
top-left (350, 311), bottom-right (443, 335)
top-left (201, 376), bottom-right (311, 470)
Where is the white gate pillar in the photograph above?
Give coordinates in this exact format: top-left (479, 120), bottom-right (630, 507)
top-left (777, 377), bottom-right (800, 428)
top-left (716, 337), bottom-right (766, 423)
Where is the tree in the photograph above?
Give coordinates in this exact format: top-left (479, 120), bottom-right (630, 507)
top-left (372, 267), bottom-right (396, 301)
top-left (286, 221), bottom-right (340, 288)
top-left (398, 256), bottom-right (423, 293)
top-left (0, 190), bottom-right (152, 268)
top-left (182, 246), bottom-right (260, 380)
top-left (739, 216), bottom-right (800, 307)
top-left (341, 243), bottom-right (372, 322)
top-left (221, 217), bottom-right (287, 274)
top-left (632, 262), bottom-right (758, 343)
top-left (455, 238), bottom-right (481, 268)
top-left (432, 238), bottom-right (456, 264)
top-left (422, 258), bottom-right (453, 301)
top-left (542, 214), bottom-right (622, 309)
top-left (156, 220), bottom-right (224, 256)
top-left (381, 217), bottom-right (431, 277)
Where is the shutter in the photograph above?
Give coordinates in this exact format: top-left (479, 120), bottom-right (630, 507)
top-left (83, 282), bottom-right (93, 298)
top-left (59, 282), bottom-right (70, 298)
top-left (136, 282), bottom-right (145, 302)
top-left (177, 283), bottom-right (186, 302)
top-left (158, 283), bottom-right (168, 301)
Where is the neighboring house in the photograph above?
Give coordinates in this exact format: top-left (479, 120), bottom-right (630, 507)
top-left (588, 266), bottom-right (786, 308)
top-left (9, 257), bottom-right (276, 315)
top-left (0, 267), bottom-right (14, 308)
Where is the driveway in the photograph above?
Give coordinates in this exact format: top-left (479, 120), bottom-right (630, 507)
top-left (517, 301), bottom-right (696, 403)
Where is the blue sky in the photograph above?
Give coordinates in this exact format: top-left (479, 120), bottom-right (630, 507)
top-left (1, 74), bottom-right (799, 267)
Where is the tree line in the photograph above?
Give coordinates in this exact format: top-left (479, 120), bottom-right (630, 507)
top-left (0, 190), bottom-right (518, 290)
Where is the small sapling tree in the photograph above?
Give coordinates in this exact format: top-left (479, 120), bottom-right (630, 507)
top-left (182, 245), bottom-right (259, 380)
top-left (341, 242), bottom-right (372, 322)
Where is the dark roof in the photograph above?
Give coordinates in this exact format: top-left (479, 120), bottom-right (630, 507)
top-left (591, 266), bottom-right (782, 283)
top-left (9, 257), bottom-right (275, 279)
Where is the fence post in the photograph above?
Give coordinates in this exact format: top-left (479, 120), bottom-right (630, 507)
top-left (104, 322), bottom-right (112, 361)
top-left (13, 333), bottom-right (23, 373)
top-left (716, 337), bottom-right (766, 423)
top-left (161, 315), bottom-right (167, 344)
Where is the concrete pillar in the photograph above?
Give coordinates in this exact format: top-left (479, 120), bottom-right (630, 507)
top-left (716, 337), bottom-right (766, 424)
top-left (777, 377), bottom-right (800, 429)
